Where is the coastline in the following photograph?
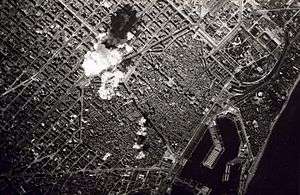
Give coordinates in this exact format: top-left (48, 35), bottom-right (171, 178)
top-left (244, 74), bottom-right (300, 193)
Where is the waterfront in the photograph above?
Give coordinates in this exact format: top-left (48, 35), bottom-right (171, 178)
top-left (246, 80), bottom-right (300, 195)
top-left (178, 116), bottom-right (241, 195)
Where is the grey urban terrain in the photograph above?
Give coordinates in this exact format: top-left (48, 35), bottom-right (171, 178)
top-left (0, 0), bottom-right (299, 194)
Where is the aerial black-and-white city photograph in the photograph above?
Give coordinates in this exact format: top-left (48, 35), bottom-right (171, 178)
top-left (0, 0), bottom-right (299, 194)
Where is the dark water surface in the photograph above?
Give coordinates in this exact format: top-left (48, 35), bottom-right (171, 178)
top-left (246, 82), bottom-right (300, 195)
top-left (177, 116), bottom-right (241, 195)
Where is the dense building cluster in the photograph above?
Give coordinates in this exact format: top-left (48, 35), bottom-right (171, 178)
top-left (0, 0), bottom-right (299, 194)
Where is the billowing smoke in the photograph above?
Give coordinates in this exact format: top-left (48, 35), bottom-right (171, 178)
top-left (81, 4), bottom-right (139, 100)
